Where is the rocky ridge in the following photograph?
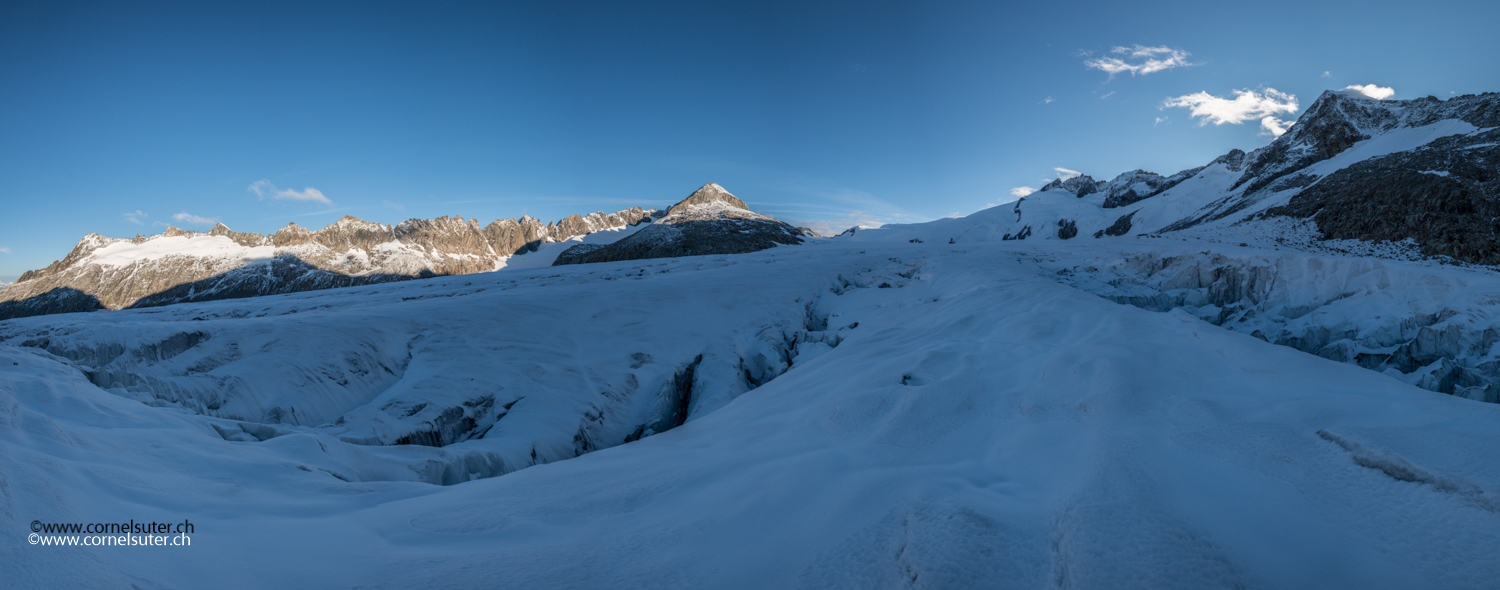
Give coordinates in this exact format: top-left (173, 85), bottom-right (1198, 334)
top-left (0, 207), bottom-right (653, 319)
top-left (998, 90), bottom-right (1500, 260)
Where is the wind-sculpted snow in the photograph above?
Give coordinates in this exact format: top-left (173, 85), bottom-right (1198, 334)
top-left (5, 236), bottom-right (1500, 588)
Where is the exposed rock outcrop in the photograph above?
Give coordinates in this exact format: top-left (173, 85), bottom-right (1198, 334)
top-left (1263, 133), bottom-right (1500, 264)
top-left (1041, 175), bottom-right (1102, 197)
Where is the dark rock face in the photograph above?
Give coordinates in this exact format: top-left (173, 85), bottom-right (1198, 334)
top-left (554, 183), bottom-right (804, 266)
top-left (1210, 149), bottom-right (1247, 172)
top-left (1001, 225), bottom-right (1032, 241)
top-left (1041, 175), bottom-right (1102, 197)
top-left (1098, 170), bottom-right (1175, 209)
top-left (1093, 211), bottom-right (1136, 238)
top-left (0, 288), bottom-right (105, 321)
top-left (1056, 219), bottom-right (1078, 239)
top-left (1263, 132), bottom-right (1500, 264)
top-left (128, 255), bottom-right (415, 311)
top-left (551, 243), bottom-right (607, 266)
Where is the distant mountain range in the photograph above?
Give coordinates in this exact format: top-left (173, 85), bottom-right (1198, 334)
top-left (0, 184), bottom-right (821, 320)
top-left (0, 206), bottom-right (653, 319)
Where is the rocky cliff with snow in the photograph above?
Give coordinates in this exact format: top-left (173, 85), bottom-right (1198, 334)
top-left (989, 90), bottom-right (1499, 256)
top-left (553, 183), bottom-right (804, 266)
top-left (0, 207), bottom-right (653, 320)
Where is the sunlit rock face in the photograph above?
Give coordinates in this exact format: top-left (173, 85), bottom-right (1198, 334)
top-left (0, 208), bottom-right (652, 319)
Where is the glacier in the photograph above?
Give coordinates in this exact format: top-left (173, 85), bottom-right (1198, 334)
top-left (4, 233), bottom-right (1500, 589)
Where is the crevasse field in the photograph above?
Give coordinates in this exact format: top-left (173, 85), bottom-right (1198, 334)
top-left (4, 225), bottom-right (1500, 589)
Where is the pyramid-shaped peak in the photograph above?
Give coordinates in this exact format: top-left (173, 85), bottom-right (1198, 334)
top-left (668, 183), bottom-right (749, 215)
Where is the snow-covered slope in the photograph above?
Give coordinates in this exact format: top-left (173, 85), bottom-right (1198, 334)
top-left (4, 237), bottom-right (1499, 588)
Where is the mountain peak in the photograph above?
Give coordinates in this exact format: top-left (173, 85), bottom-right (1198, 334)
top-left (1042, 174), bottom-right (1101, 197)
top-left (668, 183), bottom-right (749, 215)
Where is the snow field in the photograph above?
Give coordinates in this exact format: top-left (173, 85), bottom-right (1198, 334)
top-left (3, 238), bottom-right (1499, 588)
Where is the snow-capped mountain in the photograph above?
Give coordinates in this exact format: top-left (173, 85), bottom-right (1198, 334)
top-left (0, 207), bottom-right (655, 320)
top-left (553, 183), bottom-right (807, 265)
top-left (990, 90), bottom-right (1498, 249)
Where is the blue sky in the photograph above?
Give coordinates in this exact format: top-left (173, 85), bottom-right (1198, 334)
top-left (3, 0), bottom-right (1498, 281)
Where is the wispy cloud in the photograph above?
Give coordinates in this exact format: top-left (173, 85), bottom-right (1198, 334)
top-left (1044, 96), bottom-right (1054, 104)
top-left (0, 247), bottom-right (11, 254)
top-left (1161, 88), bottom-right (1299, 136)
top-left (1339, 84), bottom-right (1395, 100)
top-left (249, 179), bottom-right (333, 205)
top-left (172, 211), bottom-right (219, 227)
top-left (1100, 91), bottom-right (1116, 100)
top-left (382, 200), bottom-right (405, 212)
top-left (1009, 187), bottom-right (1036, 198)
top-left (1054, 167), bottom-right (1082, 180)
top-left (1260, 117), bottom-right (1293, 136)
top-left (1322, 71), bottom-right (1332, 78)
top-left (1085, 45), bottom-right (1196, 78)
top-left (122, 210), bottom-right (147, 225)
top-left (1154, 116), bottom-right (1170, 126)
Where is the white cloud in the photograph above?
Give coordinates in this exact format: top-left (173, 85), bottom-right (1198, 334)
top-left (1009, 186), bottom-right (1036, 198)
top-left (172, 211), bottom-right (218, 227)
top-left (1044, 96), bottom-right (1054, 104)
top-left (1339, 84), bottom-right (1395, 100)
top-left (0, 247), bottom-right (11, 254)
top-left (1054, 167), bottom-right (1082, 180)
top-left (1154, 116), bottom-right (1170, 126)
top-left (1162, 88), bottom-right (1299, 127)
top-left (122, 210), bottom-right (147, 225)
top-left (248, 179), bottom-right (333, 205)
top-left (1100, 91), bottom-right (1116, 100)
top-left (1260, 116), bottom-right (1293, 137)
top-left (1322, 71), bottom-right (1332, 78)
top-left (1085, 45), bottom-right (1196, 78)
